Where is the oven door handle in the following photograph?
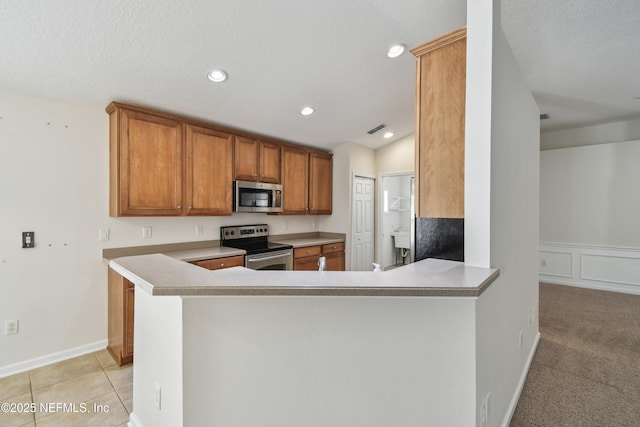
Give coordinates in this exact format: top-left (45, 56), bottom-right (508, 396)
top-left (246, 253), bottom-right (291, 263)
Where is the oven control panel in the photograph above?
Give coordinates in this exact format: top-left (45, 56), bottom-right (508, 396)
top-left (221, 224), bottom-right (269, 240)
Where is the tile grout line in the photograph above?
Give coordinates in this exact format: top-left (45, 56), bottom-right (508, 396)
top-left (28, 369), bottom-right (36, 426)
top-left (97, 353), bottom-right (132, 416)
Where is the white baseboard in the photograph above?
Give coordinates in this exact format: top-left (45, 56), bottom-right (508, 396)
top-left (539, 242), bottom-right (640, 295)
top-left (128, 412), bottom-right (142, 427)
top-left (0, 339), bottom-right (108, 378)
top-left (501, 331), bottom-right (541, 427)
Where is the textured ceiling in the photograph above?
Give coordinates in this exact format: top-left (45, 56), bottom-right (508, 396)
top-left (501, 0), bottom-right (640, 133)
top-left (1, 1), bottom-right (639, 151)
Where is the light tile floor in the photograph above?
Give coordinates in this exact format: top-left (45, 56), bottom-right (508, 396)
top-left (0, 350), bottom-right (132, 427)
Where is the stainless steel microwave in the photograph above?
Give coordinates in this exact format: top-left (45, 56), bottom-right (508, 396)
top-left (233, 180), bottom-right (283, 213)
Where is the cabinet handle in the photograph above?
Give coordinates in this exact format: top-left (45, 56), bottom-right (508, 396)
top-left (177, 205), bottom-right (182, 209)
top-left (220, 263), bottom-right (225, 267)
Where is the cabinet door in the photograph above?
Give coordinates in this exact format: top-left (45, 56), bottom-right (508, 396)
top-left (185, 125), bottom-right (234, 215)
top-left (123, 281), bottom-right (135, 359)
top-left (325, 252), bottom-right (345, 271)
top-left (294, 257), bottom-right (321, 271)
top-left (309, 152), bottom-right (333, 214)
top-left (281, 146), bottom-right (309, 214)
top-left (414, 29), bottom-right (466, 218)
top-left (259, 141), bottom-right (281, 183)
top-left (193, 255), bottom-right (245, 270)
top-left (114, 108), bottom-right (183, 216)
top-left (234, 136), bottom-right (259, 181)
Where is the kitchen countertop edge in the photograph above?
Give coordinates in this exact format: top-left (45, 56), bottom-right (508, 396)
top-left (109, 254), bottom-right (499, 298)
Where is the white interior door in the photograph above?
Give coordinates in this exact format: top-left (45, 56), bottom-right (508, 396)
top-left (352, 176), bottom-right (375, 271)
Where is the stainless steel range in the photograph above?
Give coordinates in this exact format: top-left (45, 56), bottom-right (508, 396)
top-left (220, 224), bottom-right (293, 271)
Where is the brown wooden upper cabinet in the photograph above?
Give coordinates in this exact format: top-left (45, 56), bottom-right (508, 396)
top-left (281, 145), bottom-right (309, 214)
top-left (109, 105), bottom-right (184, 216)
top-left (281, 146), bottom-right (332, 215)
top-left (411, 28), bottom-right (466, 219)
top-left (108, 102), bottom-right (233, 216)
top-left (234, 136), bottom-right (281, 183)
top-left (309, 152), bottom-right (332, 215)
top-left (108, 102), bottom-right (331, 217)
top-left (185, 124), bottom-right (234, 215)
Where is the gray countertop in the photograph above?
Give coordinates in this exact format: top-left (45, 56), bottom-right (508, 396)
top-left (164, 246), bottom-right (246, 262)
top-left (109, 254), bottom-right (499, 297)
top-left (272, 237), bottom-right (344, 248)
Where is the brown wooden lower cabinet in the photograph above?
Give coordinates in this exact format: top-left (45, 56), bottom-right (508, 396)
top-left (107, 254), bottom-right (246, 366)
top-left (323, 242), bottom-right (345, 271)
top-left (191, 254), bottom-right (245, 270)
top-left (293, 242), bottom-right (345, 271)
top-left (108, 267), bottom-right (135, 366)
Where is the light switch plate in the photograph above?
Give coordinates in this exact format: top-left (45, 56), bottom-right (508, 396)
top-left (22, 231), bottom-right (35, 248)
top-left (142, 226), bottom-right (152, 239)
top-left (98, 228), bottom-right (110, 241)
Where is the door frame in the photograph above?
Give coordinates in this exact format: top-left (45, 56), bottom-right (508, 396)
top-left (376, 171), bottom-right (415, 269)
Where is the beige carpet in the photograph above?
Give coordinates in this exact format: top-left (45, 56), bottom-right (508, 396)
top-left (510, 283), bottom-right (640, 426)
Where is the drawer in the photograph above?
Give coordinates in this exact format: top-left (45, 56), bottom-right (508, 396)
top-left (294, 245), bottom-right (322, 259)
top-left (193, 255), bottom-right (245, 270)
top-left (322, 242), bottom-right (344, 254)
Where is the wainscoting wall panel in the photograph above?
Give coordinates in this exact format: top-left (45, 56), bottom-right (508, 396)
top-left (539, 242), bottom-right (640, 295)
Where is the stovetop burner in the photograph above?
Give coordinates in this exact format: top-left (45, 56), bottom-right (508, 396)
top-left (220, 224), bottom-right (292, 255)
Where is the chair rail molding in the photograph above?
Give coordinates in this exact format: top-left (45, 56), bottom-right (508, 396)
top-left (539, 242), bottom-right (640, 295)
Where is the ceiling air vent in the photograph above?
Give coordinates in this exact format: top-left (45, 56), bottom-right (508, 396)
top-left (539, 113), bottom-right (550, 120)
top-left (367, 124), bottom-right (387, 134)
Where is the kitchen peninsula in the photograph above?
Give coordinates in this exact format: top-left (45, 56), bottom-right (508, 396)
top-left (110, 255), bottom-right (498, 427)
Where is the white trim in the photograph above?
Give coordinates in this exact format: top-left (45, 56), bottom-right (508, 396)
top-left (0, 339), bottom-right (107, 378)
top-left (538, 277), bottom-right (640, 296)
top-left (128, 412), bottom-right (142, 427)
top-left (539, 242), bottom-right (640, 295)
top-left (541, 241), bottom-right (640, 253)
top-left (501, 331), bottom-right (541, 427)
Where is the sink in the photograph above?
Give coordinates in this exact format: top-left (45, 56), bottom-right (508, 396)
top-left (391, 231), bottom-right (410, 249)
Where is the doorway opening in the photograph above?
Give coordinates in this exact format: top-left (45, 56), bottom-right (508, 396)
top-left (377, 173), bottom-right (415, 270)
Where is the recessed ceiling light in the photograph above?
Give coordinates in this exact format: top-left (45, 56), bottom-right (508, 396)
top-left (387, 44), bottom-right (406, 58)
top-left (207, 69), bottom-right (228, 83)
top-left (300, 106), bottom-right (314, 116)
top-left (383, 132), bottom-right (394, 139)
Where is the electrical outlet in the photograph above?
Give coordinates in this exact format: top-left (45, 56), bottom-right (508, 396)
top-left (519, 330), bottom-right (524, 350)
top-left (480, 393), bottom-right (490, 425)
top-left (196, 225), bottom-right (204, 236)
top-left (98, 228), bottom-right (110, 241)
top-left (154, 382), bottom-right (162, 410)
top-left (528, 304), bottom-right (536, 327)
top-left (142, 226), bottom-right (152, 239)
top-left (284, 221), bottom-right (289, 232)
top-left (5, 319), bottom-right (19, 335)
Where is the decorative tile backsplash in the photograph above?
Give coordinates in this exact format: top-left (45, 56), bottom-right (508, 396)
top-left (415, 218), bottom-right (464, 262)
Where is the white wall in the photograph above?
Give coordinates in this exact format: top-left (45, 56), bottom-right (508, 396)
top-left (541, 118), bottom-right (640, 150)
top-left (320, 142), bottom-right (376, 271)
top-left (181, 296), bottom-right (477, 427)
top-left (538, 137), bottom-right (640, 295)
top-left (0, 90), bottom-right (326, 374)
top-left (375, 134), bottom-right (414, 174)
top-left (467, 1), bottom-right (541, 425)
top-left (540, 140), bottom-right (640, 247)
